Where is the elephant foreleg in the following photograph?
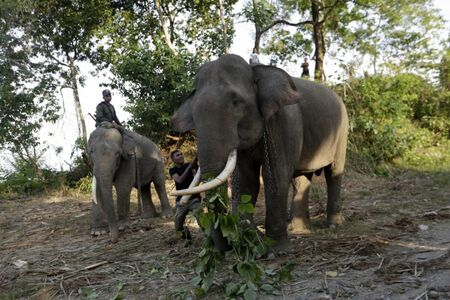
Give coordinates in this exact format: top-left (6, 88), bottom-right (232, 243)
top-left (325, 165), bottom-right (344, 226)
top-left (141, 183), bottom-right (157, 218)
top-left (116, 184), bottom-right (132, 230)
top-left (91, 185), bottom-right (108, 236)
top-left (231, 149), bottom-right (261, 220)
top-left (289, 175), bottom-right (312, 234)
top-left (264, 182), bottom-right (290, 251)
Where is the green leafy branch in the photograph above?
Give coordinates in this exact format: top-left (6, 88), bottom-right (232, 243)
top-left (191, 185), bottom-right (294, 299)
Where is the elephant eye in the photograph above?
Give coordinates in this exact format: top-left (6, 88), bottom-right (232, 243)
top-left (230, 94), bottom-right (243, 106)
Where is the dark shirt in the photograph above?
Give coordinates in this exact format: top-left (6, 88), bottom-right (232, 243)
top-left (95, 101), bottom-right (122, 127)
top-left (169, 163), bottom-right (201, 202)
top-left (301, 62), bottom-right (309, 77)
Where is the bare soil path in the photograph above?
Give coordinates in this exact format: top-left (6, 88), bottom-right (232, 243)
top-left (1, 169), bottom-right (449, 299)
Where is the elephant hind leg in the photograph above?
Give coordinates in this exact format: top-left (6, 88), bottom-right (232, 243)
top-left (324, 164), bottom-right (344, 226)
top-left (141, 183), bottom-right (158, 218)
top-left (289, 175), bottom-right (312, 234)
top-left (153, 168), bottom-right (174, 218)
top-left (116, 184), bottom-right (132, 230)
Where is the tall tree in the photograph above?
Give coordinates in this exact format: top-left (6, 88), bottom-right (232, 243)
top-left (23, 0), bottom-right (112, 150)
top-left (242, 0), bottom-right (445, 81)
top-left (0, 0), bottom-right (59, 171)
top-left (218, 0), bottom-right (229, 53)
top-left (242, 0), bottom-right (351, 80)
top-left (343, 0), bottom-right (445, 76)
top-left (92, 0), bottom-right (237, 143)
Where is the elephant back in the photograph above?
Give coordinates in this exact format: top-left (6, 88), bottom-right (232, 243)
top-left (123, 129), bottom-right (164, 163)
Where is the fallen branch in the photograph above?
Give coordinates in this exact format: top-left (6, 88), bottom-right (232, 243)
top-left (83, 261), bottom-right (110, 271)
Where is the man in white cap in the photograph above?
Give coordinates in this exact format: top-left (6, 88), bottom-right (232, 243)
top-left (95, 89), bottom-right (122, 128)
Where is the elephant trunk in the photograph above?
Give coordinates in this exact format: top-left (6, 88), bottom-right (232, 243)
top-left (96, 175), bottom-right (119, 243)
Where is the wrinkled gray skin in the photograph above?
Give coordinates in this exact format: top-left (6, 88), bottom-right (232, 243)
top-left (172, 54), bottom-right (348, 252)
top-left (88, 127), bottom-right (173, 242)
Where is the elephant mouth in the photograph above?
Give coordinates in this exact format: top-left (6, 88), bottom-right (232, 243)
top-left (170, 149), bottom-right (237, 196)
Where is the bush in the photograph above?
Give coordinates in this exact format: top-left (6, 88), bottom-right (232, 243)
top-left (337, 73), bottom-right (449, 171)
top-left (0, 168), bottom-right (64, 198)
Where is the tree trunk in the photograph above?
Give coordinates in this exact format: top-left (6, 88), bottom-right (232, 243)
top-left (154, 0), bottom-right (178, 55)
top-left (69, 57), bottom-right (88, 150)
top-left (311, 0), bottom-right (325, 81)
top-left (252, 0), bottom-right (261, 51)
top-left (218, 0), bottom-right (228, 54)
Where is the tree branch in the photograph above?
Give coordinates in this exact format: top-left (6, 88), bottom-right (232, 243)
top-left (320, 0), bottom-right (345, 24)
top-left (44, 44), bottom-right (69, 67)
top-left (260, 19), bottom-right (313, 35)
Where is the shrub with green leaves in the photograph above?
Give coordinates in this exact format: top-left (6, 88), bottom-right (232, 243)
top-left (340, 73), bottom-right (450, 170)
top-left (191, 183), bottom-right (294, 299)
top-left (0, 166), bottom-right (63, 198)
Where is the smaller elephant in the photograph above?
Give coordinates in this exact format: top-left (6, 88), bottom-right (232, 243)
top-left (88, 127), bottom-right (173, 242)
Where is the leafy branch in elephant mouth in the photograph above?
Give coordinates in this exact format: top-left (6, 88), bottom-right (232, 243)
top-left (190, 183), bottom-right (294, 299)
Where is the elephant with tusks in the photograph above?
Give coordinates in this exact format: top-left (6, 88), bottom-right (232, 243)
top-left (171, 54), bottom-right (348, 252)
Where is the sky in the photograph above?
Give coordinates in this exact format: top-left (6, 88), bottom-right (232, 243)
top-left (1, 0), bottom-right (449, 173)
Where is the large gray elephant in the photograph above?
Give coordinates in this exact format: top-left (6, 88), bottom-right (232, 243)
top-left (88, 127), bottom-right (173, 242)
top-left (171, 54), bottom-right (348, 252)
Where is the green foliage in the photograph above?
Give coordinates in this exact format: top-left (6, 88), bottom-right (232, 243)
top-left (243, 0), bottom-right (445, 79)
top-left (396, 138), bottom-right (450, 174)
top-left (28, 0), bottom-right (111, 61)
top-left (192, 187), bottom-right (293, 298)
top-left (264, 30), bottom-right (313, 64)
top-left (109, 45), bottom-right (202, 144)
top-left (438, 47), bottom-right (450, 90)
top-left (0, 156), bottom-right (63, 198)
top-left (65, 137), bottom-right (91, 186)
top-left (340, 73), bottom-right (449, 172)
top-left (71, 176), bottom-right (92, 194)
top-left (341, 0), bottom-right (445, 76)
top-left (0, 1), bottom-right (60, 153)
top-left (91, 0), bottom-right (237, 144)
top-left (241, 0), bottom-right (277, 27)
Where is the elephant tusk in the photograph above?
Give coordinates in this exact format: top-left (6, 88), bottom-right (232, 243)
top-left (170, 149), bottom-right (237, 196)
top-left (92, 176), bottom-right (98, 204)
top-left (174, 167), bottom-right (202, 204)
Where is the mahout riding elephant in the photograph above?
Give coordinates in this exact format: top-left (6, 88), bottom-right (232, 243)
top-left (88, 127), bottom-right (173, 243)
top-left (171, 54), bottom-right (348, 252)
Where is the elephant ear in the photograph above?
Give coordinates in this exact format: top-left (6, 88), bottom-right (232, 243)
top-left (253, 65), bottom-right (301, 121)
top-left (171, 91), bottom-right (196, 133)
top-left (122, 133), bottom-right (136, 160)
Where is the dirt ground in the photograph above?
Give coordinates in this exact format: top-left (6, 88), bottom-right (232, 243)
top-left (1, 169), bottom-right (449, 299)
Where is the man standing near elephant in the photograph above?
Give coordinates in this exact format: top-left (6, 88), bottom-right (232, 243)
top-left (169, 150), bottom-right (201, 242)
top-left (95, 89), bottom-right (122, 128)
top-left (301, 57), bottom-right (310, 78)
